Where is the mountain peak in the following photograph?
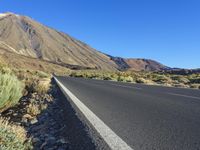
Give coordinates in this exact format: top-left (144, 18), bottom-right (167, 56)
top-left (0, 12), bottom-right (19, 18)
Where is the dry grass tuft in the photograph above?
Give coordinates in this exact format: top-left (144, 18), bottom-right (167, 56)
top-left (27, 103), bottom-right (41, 117)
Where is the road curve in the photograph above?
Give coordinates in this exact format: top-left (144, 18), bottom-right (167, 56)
top-left (56, 76), bottom-right (200, 150)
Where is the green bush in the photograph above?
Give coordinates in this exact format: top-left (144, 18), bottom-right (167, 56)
top-left (0, 73), bottom-right (24, 112)
top-left (189, 78), bottom-right (200, 84)
top-left (35, 70), bottom-right (50, 78)
top-left (117, 76), bottom-right (126, 82)
top-left (190, 84), bottom-right (200, 89)
top-left (124, 76), bottom-right (134, 82)
top-left (171, 75), bottom-right (190, 84)
top-left (0, 118), bottom-right (32, 150)
top-left (152, 74), bottom-right (171, 83)
top-left (136, 78), bottom-right (146, 83)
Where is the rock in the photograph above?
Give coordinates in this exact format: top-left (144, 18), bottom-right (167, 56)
top-left (21, 117), bottom-right (28, 124)
top-left (30, 118), bottom-right (38, 124)
top-left (32, 137), bottom-right (40, 144)
top-left (56, 138), bottom-right (68, 144)
top-left (45, 136), bottom-right (56, 147)
top-left (23, 114), bottom-right (33, 120)
top-left (13, 113), bottom-right (18, 116)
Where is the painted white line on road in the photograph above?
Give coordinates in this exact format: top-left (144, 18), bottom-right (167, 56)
top-left (167, 92), bottom-right (200, 100)
top-left (54, 77), bottom-right (133, 150)
top-left (109, 83), bottom-right (142, 90)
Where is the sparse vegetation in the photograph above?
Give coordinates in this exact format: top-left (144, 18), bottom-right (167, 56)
top-left (69, 70), bottom-right (200, 89)
top-left (13, 69), bottom-right (51, 95)
top-left (0, 117), bottom-right (32, 150)
top-left (0, 67), bottom-right (24, 112)
top-left (27, 103), bottom-right (41, 117)
top-left (0, 65), bottom-right (52, 149)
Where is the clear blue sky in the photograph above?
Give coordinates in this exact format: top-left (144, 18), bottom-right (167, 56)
top-left (0, 0), bottom-right (199, 68)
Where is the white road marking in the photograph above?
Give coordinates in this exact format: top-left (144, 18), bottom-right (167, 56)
top-left (167, 92), bottom-right (200, 100)
top-left (54, 77), bottom-right (133, 150)
top-left (109, 83), bottom-right (142, 90)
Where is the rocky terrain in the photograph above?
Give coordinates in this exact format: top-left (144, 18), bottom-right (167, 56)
top-left (1, 81), bottom-right (101, 150)
top-left (0, 68), bottom-right (105, 149)
top-left (0, 12), bottom-right (117, 71)
top-left (109, 56), bottom-right (168, 71)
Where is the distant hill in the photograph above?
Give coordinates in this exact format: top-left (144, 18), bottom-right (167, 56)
top-left (109, 56), bottom-right (169, 71)
top-left (0, 12), bottom-right (171, 72)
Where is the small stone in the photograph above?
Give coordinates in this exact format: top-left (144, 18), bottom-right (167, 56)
top-left (13, 113), bottom-right (18, 116)
top-left (45, 136), bottom-right (56, 146)
top-left (56, 138), bottom-right (68, 144)
top-left (30, 118), bottom-right (38, 124)
top-left (21, 117), bottom-right (28, 123)
top-left (23, 114), bottom-right (33, 120)
top-left (32, 137), bottom-right (40, 144)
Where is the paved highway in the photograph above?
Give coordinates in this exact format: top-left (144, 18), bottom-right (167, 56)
top-left (56, 76), bottom-right (200, 150)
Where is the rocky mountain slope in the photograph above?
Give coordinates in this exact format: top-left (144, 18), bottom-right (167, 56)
top-left (109, 56), bottom-right (168, 71)
top-left (0, 12), bottom-right (118, 70)
top-left (0, 12), bottom-right (168, 72)
top-left (124, 58), bottom-right (168, 71)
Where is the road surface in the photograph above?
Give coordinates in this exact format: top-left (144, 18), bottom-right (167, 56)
top-left (56, 76), bottom-right (200, 150)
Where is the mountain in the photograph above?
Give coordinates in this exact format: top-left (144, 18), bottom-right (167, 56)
top-left (0, 12), bottom-right (168, 72)
top-left (124, 58), bottom-right (169, 71)
top-left (109, 56), bottom-right (168, 71)
top-left (0, 12), bottom-right (118, 70)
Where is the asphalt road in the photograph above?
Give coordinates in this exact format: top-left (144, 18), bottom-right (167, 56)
top-left (56, 76), bottom-right (200, 150)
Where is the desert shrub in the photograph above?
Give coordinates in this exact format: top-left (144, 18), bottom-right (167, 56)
top-left (35, 71), bottom-right (50, 78)
top-left (173, 83), bottom-right (189, 88)
top-left (189, 78), bottom-right (200, 84)
top-left (190, 84), bottom-right (200, 89)
top-left (0, 118), bottom-right (32, 150)
top-left (151, 74), bottom-right (171, 83)
top-left (27, 103), bottom-right (40, 117)
top-left (171, 75), bottom-right (190, 84)
top-left (136, 78), bottom-right (154, 84)
top-left (124, 76), bottom-right (134, 82)
top-left (116, 75), bottom-right (133, 82)
top-left (0, 72), bottom-right (24, 112)
top-left (0, 67), bottom-right (12, 74)
top-left (70, 72), bottom-right (84, 78)
top-left (34, 80), bottom-right (50, 95)
top-left (117, 76), bottom-right (126, 82)
top-left (110, 74), bottom-right (119, 81)
top-left (102, 76), bottom-right (112, 80)
top-left (136, 78), bottom-right (146, 83)
top-left (24, 77), bottom-right (50, 95)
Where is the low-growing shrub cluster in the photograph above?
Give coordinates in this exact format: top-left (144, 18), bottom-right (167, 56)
top-left (13, 69), bottom-right (51, 95)
top-left (0, 66), bottom-right (51, 149)
top-left (0, 68), bottom-right (24, 112)
top-left (69, 70), bottom-right (200, 89)
top-left (0, 118), bottom-right (32, 150)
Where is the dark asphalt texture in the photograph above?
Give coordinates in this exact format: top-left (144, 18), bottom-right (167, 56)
top-left (56, 76), bottom-right (200, 150)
